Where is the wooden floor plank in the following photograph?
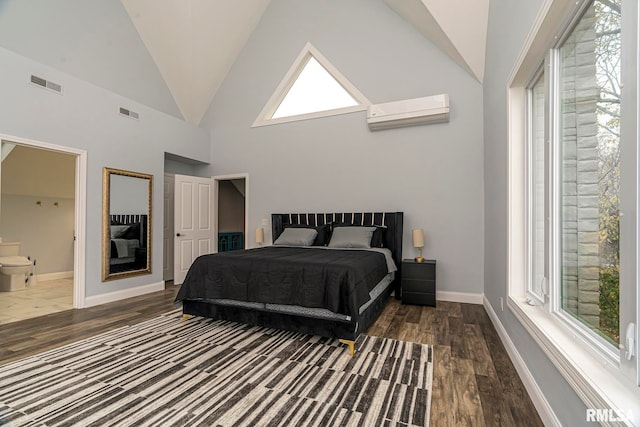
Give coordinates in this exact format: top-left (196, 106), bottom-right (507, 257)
top-left (476, 374), bottom-right (516, 427)
top-left (416, 307), bottom-right (437, 345)
top-left (448, 315), bottom-right (469, 359)
top-left (433, 311), bottom-right (450, 347)
top-left (429, 345), bottom-right (455, 427)
top-left (451, 357), bottom-right (486, 426)
top-left (383, 302), bottom-right (410, 339)
top-left (437, 300), bottom-right (462, 317)
top-left (404, 303), bottom-right (423, 324)
top-left (398, 322), bottom-right (420, 343)
top-left (464, 323), bottom-right (497, 378)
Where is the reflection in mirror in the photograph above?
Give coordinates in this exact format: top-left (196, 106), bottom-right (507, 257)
top-left (102, 167), bottom-right (152, 281)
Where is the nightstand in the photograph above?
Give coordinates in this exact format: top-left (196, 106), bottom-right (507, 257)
top-left (401, 259), bottom-right (436, 307)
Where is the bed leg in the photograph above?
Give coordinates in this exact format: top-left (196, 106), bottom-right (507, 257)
top-left (181, 314), bottom-right (193, 324)
top-left (339, 339), bottom-right (355, 357)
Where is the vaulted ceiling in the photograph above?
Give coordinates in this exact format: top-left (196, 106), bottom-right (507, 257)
top-left (120, 0), bottom-right (271, 125)
top-left (0, 0), bottom-right (489, 126)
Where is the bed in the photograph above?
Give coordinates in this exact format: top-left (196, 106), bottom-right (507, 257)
top-left (109, 214), bottom-right (148, 273)
top-left (176, 212), bottom-right (403, 355)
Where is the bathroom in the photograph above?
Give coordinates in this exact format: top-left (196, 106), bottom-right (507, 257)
top-left (0, 142), bottom-right (75, 324)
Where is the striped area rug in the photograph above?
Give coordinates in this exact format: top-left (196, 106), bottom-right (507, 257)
top-left (0, 310), bottom-right (433, 427)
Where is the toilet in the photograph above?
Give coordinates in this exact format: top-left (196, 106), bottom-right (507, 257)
top-left (0, 242), bottom-right (33, 292)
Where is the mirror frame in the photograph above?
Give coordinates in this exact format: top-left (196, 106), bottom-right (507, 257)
top-left (102, 167), bottom-right (153, 281)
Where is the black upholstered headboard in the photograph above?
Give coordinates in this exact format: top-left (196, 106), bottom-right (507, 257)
top-left (271, 212), bottom-right (404, 268)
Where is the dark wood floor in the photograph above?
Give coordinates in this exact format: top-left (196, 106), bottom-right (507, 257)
top-left (0, 285), bottom-right (543, 427)
top-left (367, 298), bottom-right (543, 427)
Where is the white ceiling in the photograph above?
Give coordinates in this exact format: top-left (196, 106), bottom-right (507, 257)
top-left (120, 0), bottom-right (271, 125)
top-left (384, 0), bottom-right (490, 83)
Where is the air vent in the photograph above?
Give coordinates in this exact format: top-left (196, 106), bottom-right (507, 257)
top-left (30, 75), bottom-right (46, 87)
top-left (119, 107), bottom-right (139, 120)
top-left (30, 75), bottom-right (63, 94)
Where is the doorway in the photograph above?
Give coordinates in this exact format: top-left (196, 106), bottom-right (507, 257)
top-left (215, 175), bottom-right (247, 253)
top-left (162, 173), bottom-right (248, 285)
top-left (0, 133), bottom-right (87, 322)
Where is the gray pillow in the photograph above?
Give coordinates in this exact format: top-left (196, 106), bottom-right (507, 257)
top-left (274, 228), bottom-right (318, 246)
top-left (328, 226), bottom-right (376, 249)
top-left (110, 225), bottom-right (129, 239)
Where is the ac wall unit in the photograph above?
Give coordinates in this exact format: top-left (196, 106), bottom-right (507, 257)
top-left (367, 94), bottom-right (449, 131)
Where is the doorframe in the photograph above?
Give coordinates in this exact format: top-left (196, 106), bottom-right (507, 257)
top-left (212, 173), bottom-right (249, 252)
top-left (162, 172), bottom-right (175, 281)
top-left (0, 132), bottom-right (87, 308)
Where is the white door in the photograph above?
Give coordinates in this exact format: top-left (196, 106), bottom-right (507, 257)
top-left (163, 173), bottom-right (174, 281)
top-left (173, 174), bottom-right (214, 285)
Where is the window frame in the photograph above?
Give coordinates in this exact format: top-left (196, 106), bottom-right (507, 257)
top-left (507, 0), bottom-right (640, 421)
top-left (524, 14), bottom-right (622, 365)
top-left (252, 42), bottom-right (371, 127)
top-left (546, 0), bottom-right (621, 356)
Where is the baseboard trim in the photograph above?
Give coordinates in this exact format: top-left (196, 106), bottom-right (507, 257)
top-left (483, 296), bottom-right (562, 427)
top-left (84, 281), bottom-right (165, 308)
top-left (37, 271), bottom-right (73, 282)
top-left (436, 290), bottom-right (484, 304)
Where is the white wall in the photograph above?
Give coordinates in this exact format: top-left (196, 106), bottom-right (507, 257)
top-left (202, 0), bottom-right (485, 297)
top-left (483, 0), bottom-right (590, 424)
top-left (0, 46), bottom-right (210, 298)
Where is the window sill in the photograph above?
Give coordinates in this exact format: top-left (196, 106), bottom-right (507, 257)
top-left (507, 296), bottom-right (640, 425)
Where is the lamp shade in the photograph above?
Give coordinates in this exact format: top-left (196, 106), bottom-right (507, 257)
top-left (412, 229), bottom-right (425, 248)
top-left (255, 227), bottom-right (264, 244)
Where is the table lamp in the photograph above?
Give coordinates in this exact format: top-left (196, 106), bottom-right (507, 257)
top-left (255, 227), bottom-right (264, 246)
top-left (412, 229), bottom-right (425, 262)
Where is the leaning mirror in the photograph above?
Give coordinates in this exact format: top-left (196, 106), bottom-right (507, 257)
top-left (102, 167), bottom-right (152, 281)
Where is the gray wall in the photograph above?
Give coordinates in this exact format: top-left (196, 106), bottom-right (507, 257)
top-left (109, 174), bottom-right (149, 215)
top-left (164, 158), bottom-right (210, 177)
top-left (202, 0), bottom-right (485, 296)
top-left (0, 0), bottom-right (182, 119)
top-left (0, 46), bottom-right (210, 297)
top-left (483, 0), bottom-right (590, 424)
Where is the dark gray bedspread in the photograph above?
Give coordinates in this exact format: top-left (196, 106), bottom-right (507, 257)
top-left (174, 246), bottom-right (388, 317)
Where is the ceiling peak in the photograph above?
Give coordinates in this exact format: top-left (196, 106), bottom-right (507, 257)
top-left (121, 0), bottom-right (271, 125)
top-left (384, 0), bottom-right (489, 83)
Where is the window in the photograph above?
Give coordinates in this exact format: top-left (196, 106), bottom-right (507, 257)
top-left (509, 0), bottom-right (638, 418)
top-left (556, 0), bottom-right (621, 345)
top-left (253, 43), bottom-right (370, 127)
top-left (271, 57), bottom-right (358, 119)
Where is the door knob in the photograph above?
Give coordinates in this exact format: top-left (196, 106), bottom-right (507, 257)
top-left (176, 233), bottom-right (182, 237)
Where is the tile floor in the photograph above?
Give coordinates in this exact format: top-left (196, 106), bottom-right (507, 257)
top-left (0, 278), bottom-right (73, 325)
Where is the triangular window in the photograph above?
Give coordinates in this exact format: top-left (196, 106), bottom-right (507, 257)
top-left (253, 43), bottom-right (370, 127)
